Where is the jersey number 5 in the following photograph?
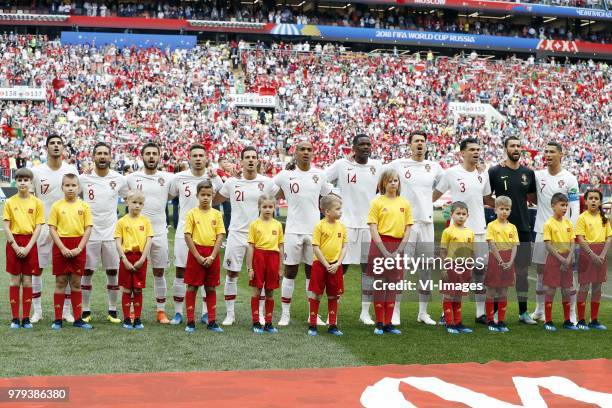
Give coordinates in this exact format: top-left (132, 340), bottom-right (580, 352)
top-left (184, 185), bottom-right (191, 197)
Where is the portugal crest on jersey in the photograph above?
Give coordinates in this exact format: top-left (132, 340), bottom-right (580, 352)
top-left (558, 180), bottom-right (565, 188)
top-left (258, 182), bottom-right (264, 192)
top-left (425, 164), bottom-right (431, 173)
top-left (158, 177), bottom-right (165, 186)
top-left (312, 175), bottom-right (319, 184)
top-left (109, 180), bottom-right (117, 190)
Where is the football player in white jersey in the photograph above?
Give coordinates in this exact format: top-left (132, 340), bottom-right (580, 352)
top-left (168, 144), bottom-right (223, 325)
top-left (79, 142), bottom-right (128, 323)
top-left (31, 134), bottom-right (79, 323)
top-left (325, 134), bottom-right (382, 326)
top-left (274, 141), bottom-right (332, 326)
top-left (386, 132), bottom-right (442, 326)
top-left (126, 142), bottom-right (174, 324)
top-left (433, 138), bottom-right (492, 325)
top-left (531, 142), bottom-right (580, 322)
top-left (214, 146), bottom-right (280, 326)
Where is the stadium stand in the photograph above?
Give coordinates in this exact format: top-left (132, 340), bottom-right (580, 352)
top-left (0, 34), bottom-right (609, 194)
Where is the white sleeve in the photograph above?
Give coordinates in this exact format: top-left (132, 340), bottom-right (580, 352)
top-left (567, 176), bottom-right (580, 225)
top-left (168, 176), bottom-right (179, 198)
top-left (482, 172), bottom-right (492, 196)
top-left (218, 178), bottom-right (231, 198)
top-left (434, 163), bottom-right (443, 185)
top-left (324, 161), bottom-right (339, 184)
top-left (273, 171), bottom-right (286, 190)
top-left (435, 170), bottom-right (450, 194)
top-left (118, 176), bottom-right (129, 198)
top-left (211, 175), bottom-right (223, 193)
top-left (266, 181), bottom-right (280, 196)
top-left (320, 172), bottom-right (332, 196)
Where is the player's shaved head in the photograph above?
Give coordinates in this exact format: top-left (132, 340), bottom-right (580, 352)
top-left (295, 141), bottom-right (313, 170)
top-left (352, 134), bottom-right (371, 164)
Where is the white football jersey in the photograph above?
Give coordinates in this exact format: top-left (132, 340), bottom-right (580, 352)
top-left (219, 175), bottom-right (279, 233)
top-left (32, 162), bottom-right (79, 221)
top-left (386, 158), bottom-right (442, 224)
top-left (435, 165), bottom-right (491, 234)
top-left (274, 167), bottom-right (331, 234)
top-left (169, 170), bottom-right (224, 235)
top-left (80, 170), bottom-right (128, 241)
top-left (533, 168), bottom-right (580, 233)
top-left (127, 171), bottom-right (174, 236)
top-left (325, 158), bottom-right (382, 228)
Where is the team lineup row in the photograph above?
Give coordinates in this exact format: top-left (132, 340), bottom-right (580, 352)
top-left (4, 133), bottom-right (610, 334)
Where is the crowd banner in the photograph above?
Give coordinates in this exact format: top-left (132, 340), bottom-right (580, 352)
top-left (229, 93), bottom-right (278, 109)
top-left (61, 31), bottom-right (197, 49)
top-left (0, 87), bottom-right (46, 101)
top-left (294, 25), bottom-right (612, 57)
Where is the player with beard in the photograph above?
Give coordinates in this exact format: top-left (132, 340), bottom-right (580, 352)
top-left (386, 132), bottom-right (442, 326)
top-left (325, 134), bottom-right (382, 325)
top-left (31, 134), bottom-right (79, 323)
top-left (530, 142), bottom-right (580, 323)
top-left (433, 138), bottom-right (491, 325)
top-left (79, 142), bottom-right (128, 323)
top-left (127, 142), bottom-right (174, 324)
top-left (168, 144), bottom-right (223, 325)
top-left (275, 141), bottom-right (331, 326)
top-left (215, 146), bottom-right (279, 326)
top-left (486, 136), bottom-right (537, 324)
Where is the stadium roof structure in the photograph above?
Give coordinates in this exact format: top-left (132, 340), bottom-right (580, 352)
top-left (1, 13), bottom-right (611, 59)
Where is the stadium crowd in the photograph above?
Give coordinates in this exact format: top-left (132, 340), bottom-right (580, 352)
top-left (3, 1), bottom-right (610, 43)
top-left (0, 34), bottom-right (610, 188)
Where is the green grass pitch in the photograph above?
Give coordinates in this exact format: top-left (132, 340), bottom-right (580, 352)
top-left (0, 204), bottom-right (610, 377)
